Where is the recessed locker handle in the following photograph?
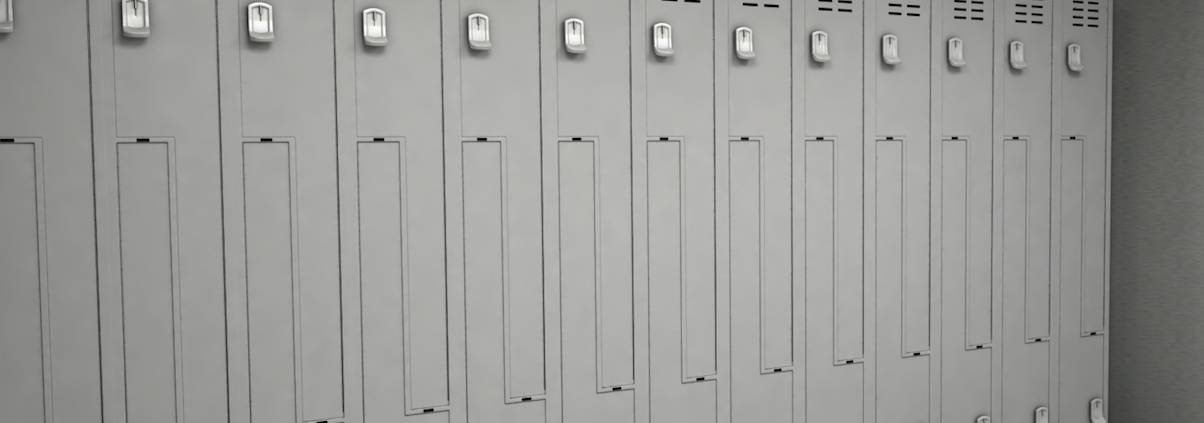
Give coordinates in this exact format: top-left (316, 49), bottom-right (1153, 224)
top-left (1, 0), bottom-right (13, 33)
top-left (121, 0), bottom-right (149, 38)
top-left (1068, 43), bottom-right (1085, 72)
top-left (248, 2), bottom-right (274, 42)
top-left (1090, 399), bottom-right (1107, 423)
top-left (1010, 41), bottom-right (1027, 70)
top-left (735, 26), bottom-right (755, 60)
top-left (1035, 406), bottom-right (1049, 423)
top-left (468, 13), bottom-right (491, 50)
top-left (811, 31), bottom-right (831, 62)
top-left (978, 416), bottom-right (991, 423)
top-left (564, 18), bottom-right (586, 53)
top-left (653, 22), bottom-right (673, 57)
top-left (949, 38), bottom-right (967, 67)
top-left (882, 34), bottom-right (901, 65)
top-left (363, 8), bottom-right (387, 46)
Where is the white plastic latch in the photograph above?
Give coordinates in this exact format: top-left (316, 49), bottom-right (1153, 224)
top-left (122, 0), bottom-right (150, 38)
top-left (735, 27), bottom-right (755, 60)
top-left (1035, 406), bottom-right (1050, 423)
top-left (2, 0), bottom-right (15, 33)
top-left (468, 13), bottom-right (491, 50)
top-left (1010, 41), bottom-right (1027, 70)
top-left (949, 37), bottom-right (967, 67)
top-left (811, 31), bottom-right (831, 63)
top-left (1068, 43), bottom-right (1084, 72)
top-left (653, 22), bottom-right (673, 57)
top-left (882, 34), bottom-right (901, 65)
top-left (248, 2), bottom-right (274, 42)
top-left (977, 416), bottom-right (990, 423)
top-left (565, 18), bottom-right (586, 54)
top-left (363, 8), bottom-right (386, 46)
top-left (1090, 399), bottom-right (1106, 423)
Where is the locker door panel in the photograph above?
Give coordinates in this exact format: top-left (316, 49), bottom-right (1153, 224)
top-left (726, 2), bottom-right (792, 422)
top-left (0, 1), bottom-right (101, 421)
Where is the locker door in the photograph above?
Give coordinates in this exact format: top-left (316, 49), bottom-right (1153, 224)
top-left (455, 1), bottom-right (547, 422)
top-left (998, 1), bottom-right (1054, 422)
top-left (88, 1), bottom-right (227, 423)
top-left (334, 1), bottom-right (451, 423)
top-left (0, 1), bottom-right (101, 422)
top-left (217, 1), bottom-right (344, 422)
top-left (545, 1), bottom-right (636, 423)
top-left (935, 1), bottom-right (997, 423)
top-left (800, 1), bottom-right (865, 422)
top-left (870, 2), bottom-right (933, 423)
top-left (633, 0), bottom-right (718, 422)
top-left (724, 2), bottom-right (793, 422)
top-left (1056, 1), bottom-right (1109, 422)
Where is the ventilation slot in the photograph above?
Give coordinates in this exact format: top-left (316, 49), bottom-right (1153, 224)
top-left (1071, 0), bottom-right (1104, 28)
top-left (1014, 1), bottom-right (1046, 25)
top-left (952, 0), bottom-right (988, 22)
top-left (888, 2), bottom-right (923, 17)
top-left (818, 0), bottom-right (855, 13)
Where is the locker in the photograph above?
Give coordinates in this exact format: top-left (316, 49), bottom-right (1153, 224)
top-left (542, 1), bottom-right (636, 423)
top-left (454, 1), bottom-right (548, 422)
top-left (217, 1), bottom-right (344, 422)
top-left (633, 0), bottom-right (719, 421)
top-left (1056, 0), bottom-right (1109, 422)
top-left (998, 1), bottom-right (1055, 422)
top-left (0, 1), bottom-right (102, 422)
top-left (799, 0), bottom-right (867, 422)
top-left (869, 2), bottom-right (934, 423)
top-left (934, 1), bottom-right (997, 423)
top-left (87, 1), bottom-right (228, 423)
top-left (722, 1), bottom-right (793, 422)
top-left (334, 1), bottom-right (452, 422)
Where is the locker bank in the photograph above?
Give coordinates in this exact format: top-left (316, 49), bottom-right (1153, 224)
top-left (1, 0), bottom-right (1152, 422)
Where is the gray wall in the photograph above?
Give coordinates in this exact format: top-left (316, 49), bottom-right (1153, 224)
top-left (1111, 1), bottom-right (1204, 421)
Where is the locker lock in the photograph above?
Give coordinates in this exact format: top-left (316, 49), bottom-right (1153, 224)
top-left (735, 27), bottom-right (755, 60)
top-left (1068, 43), bottom-right (1085, 72)
top-left (363, 8), bottom-right (387, 47)
top-left (948, 38), bottom-right (967, 68)
top-left (653, 22), bottom-right (673, 57)
top-left (248, 2), bottom-right (274, 43)
top-left (564, 18), bottom-right (586, 54)
top-left (1009, 41), bottom-right (1027, 70)
top-left (1090, 398), bottom-right (1107, 423)
top-left (121, 0), bottom-right (150, 38)
top-left (811, 31), bottom-right (831, 63)
top-left (1, 0), bottom-right (13, 33)
top-left (468, 13), bottom-right (491, 50)
top-left (882, 34), bottom-right (901, 65)
top-left (1034, 406), bottom-right (1049, 423)
top-left (977, 417), bottom-right (990, 423)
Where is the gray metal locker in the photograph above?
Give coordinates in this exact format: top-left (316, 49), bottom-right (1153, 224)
top-left (87, 1), bottom-right (228, 423)
top-left (217, 1), bottom-right (344, 422)
top-left (453, 1), bottom-right (548, 422)
top-left (631, 0), bottom-right (719, 421)
top-left (998, 1), bottom-right (1055, 422)
top-left (869, 2), bottom-right (935, 423)
top-left (334, 1), bottom-right (452, 423)
top-left (0, 1), bottom-right (101, 422)
top-left (933, 1), bottom-right (998, 423)
top-left (1056, 0), bottom-right (1110, 422)
top-left (542, 1), bottom-right (637, 423)
top-left (722, 1), bottom-right (793, 422)
top-left (800, 0), bottom-right (867, 421)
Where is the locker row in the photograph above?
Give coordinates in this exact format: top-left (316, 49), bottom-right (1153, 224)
top-left (0, 1), bottom-right (1110, 423)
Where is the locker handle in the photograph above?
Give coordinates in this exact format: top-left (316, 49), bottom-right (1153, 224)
top-left (1, 0), bottom-right (13, 33)
top-left (564, 18), bottom-right (586, 53)
top-left (121, 0), bottom-right (150, 38)
top-left (735, 27), bottom-right (755, 59)
top-left (1035, 406), bottom-right (1049, 423)
top-left (1068, 43), bottom-right (1085, 72)
top-left (1010, 41), bottom-right (1027, 70)
top-left (468, 13), bottom-right (491, 50)
top-left (882, 34), bottom-right (901, 65)
top-left (978, 417), bottom-right (990, 423)
top-left (363, 8), bottom-right (387, 46)
top-left (811, 31), bottom-right (831, 62)
top-left (653, 22), bottom-right (673, 57)
top-left (949, 38), bottom-right (967, 68)
top-left (248, 2), bottom-right (274, 43)
top-left (1090, 399), bottom-right (1107, 423)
